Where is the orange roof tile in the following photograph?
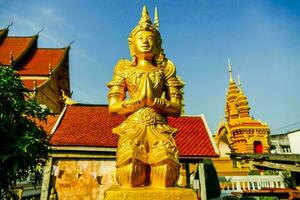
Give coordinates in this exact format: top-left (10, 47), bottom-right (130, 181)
top-left (22, 79), bottom-right (47, 90)
top-left (50, 105), bottom-right (218, 158)
top-left (36, 115), bottom-right (59, 134)
top-left (0, 36), bottom-right (35, 65)
top-left (171, 116), bottom-right (217, 157)
top-left (18, 48), bottom-right (66, 76)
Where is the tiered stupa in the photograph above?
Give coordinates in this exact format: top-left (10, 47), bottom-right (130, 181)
top-left (215, 60), bottom-right (270, 156)
top-left (212, 60), bottom-right (270, 177)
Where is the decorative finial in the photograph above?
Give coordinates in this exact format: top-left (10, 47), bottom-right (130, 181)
top-left (61, 89), bottom-right (77, 105)
top-left (49, 63), bottom-right (52, 75)
top-left (228, 59), bottom-right (233, 82)
top-left (9, 51), bottom-right (13, 65)
top-left (237, 75), bottom-right (244, 93)
top-left (6, 22), bottom-right (13, 30)
top-left (67, 40), bottom-right (75, 48)
top-left (154, 7), bottom-right (159, 30)
top-left (33, 80), bottom-right (37, 95)
top-left (36, 25), bottom-right (45, 35)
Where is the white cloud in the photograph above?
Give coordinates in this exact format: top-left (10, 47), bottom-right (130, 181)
top-left (39, 6), bottom-right (77, 33)
top-left (73, 49), bottom-right (103, 69)
top-left (8, 14), bottom-right (63, 46)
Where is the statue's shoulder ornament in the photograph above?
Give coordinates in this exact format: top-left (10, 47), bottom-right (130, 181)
top-left (114, 59), bottom-right (131, 76)
top-left (163, 59), bottom-right (184, 88)
top-left (107, 59), bottom-right (130, 88)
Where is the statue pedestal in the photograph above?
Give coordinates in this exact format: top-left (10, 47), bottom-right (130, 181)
top-left (104, 186), bottom-right (198, 200)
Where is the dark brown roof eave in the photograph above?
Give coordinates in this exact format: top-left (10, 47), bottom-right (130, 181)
top-left (0, 28), bottom-right (8, 43)
top-left (12, 35), bottom-right (38, 66)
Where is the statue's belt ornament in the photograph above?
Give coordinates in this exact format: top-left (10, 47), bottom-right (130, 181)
top-left (128, 108), bottom-right (166, 126)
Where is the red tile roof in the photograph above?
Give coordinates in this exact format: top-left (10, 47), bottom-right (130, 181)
top-left (50, 104), bottom-right (218, 158)
top-left (18, 48), bottom-right (66, 76)
top-left (0, 36), bottom-right (35, 65)
top-left (170, 116), bottom-right (217, 157)
top-left (36, 115), bottom-right (59, 134)
top-left (22, 79), bottom-right (47, 90)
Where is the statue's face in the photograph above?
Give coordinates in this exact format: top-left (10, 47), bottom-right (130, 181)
top-left (133, 30), bottom-right (158, 57)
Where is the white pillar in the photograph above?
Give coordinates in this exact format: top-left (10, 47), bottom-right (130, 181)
top-left (257, 182), bottom-right (261, 190)
top-left (247, 182), bottom-right (250, 190)
top-left (198, 162), bottom-right (207, 200)
top-left (232, 182), bottom-right (235, 190)
top-left (236, 181), bottom-right (241, 191)
top-left (226, 182), bottom-right (230, 190)
top-left (40, 157), bottom-right (53, 200)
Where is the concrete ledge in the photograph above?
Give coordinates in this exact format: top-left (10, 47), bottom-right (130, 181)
top-left (104, 186), bottom-right (198, 200)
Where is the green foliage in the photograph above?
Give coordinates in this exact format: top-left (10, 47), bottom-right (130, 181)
top-left (248, 170), bottom-right (260, 175)
top-left (259, 196), bottom-right (279, 200)
top-left (280, 171), bottom-right (292, 188)
top-left (0, 67), bottom-right (51, 198)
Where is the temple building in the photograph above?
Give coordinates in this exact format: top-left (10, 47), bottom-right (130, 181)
top-left (213, 60), bottom-right (270, 176)
top-left (0, 26), bottom-right (72, 199)
top-left (0, 26), bottom-right (71, 114)
top-left (1, 26), bottom-right (220, 199)
top-left (40, 104), bottom-right (219, 199)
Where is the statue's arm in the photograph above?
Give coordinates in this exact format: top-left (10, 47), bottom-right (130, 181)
top-left (107, 60), bottom-right (145, 115)
top-left (148, 61), bottom-right (184, 117)
top-left (108, 88), bottom-right (141, 115)
top-left (151, 76), bottom-right (183, 117)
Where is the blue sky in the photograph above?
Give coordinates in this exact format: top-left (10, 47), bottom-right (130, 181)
top-left (1, 0), bottom-right (300, 134)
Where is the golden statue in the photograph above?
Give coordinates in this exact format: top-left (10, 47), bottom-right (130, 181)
top-left (107, 6), bottom-right (184, 188)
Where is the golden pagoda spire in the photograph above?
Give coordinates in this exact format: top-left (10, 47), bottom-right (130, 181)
top-left (237, 74), bottom-right (242, 92)
top-left (228, 59), bottom-right (233, 82)
top-left (225, 59), bottom-right (240, 123)
top-left (154, 7), bottom-right (159, 30)
top-left (236, 75), bottom-right (250, 118)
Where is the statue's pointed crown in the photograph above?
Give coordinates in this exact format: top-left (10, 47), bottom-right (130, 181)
top-left (129, 6), bottom-right (161, 39)
top-left (138, 6), bottom-right (153, 27)
top-left (128, 6), bottom-right (162, 57)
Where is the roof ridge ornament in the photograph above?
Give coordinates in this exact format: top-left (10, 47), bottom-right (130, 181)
top-left (36, 25), bottom-right (45, 36)
top-left (6, 22), bottom-right (13, 30)
top-left (33, 79), bottom-right (37, 96)
top-left (61, 89), bottom-right (77, 105)
top-left (67, 40), bottom-right (75, 49)
top-left (49, 63), bottom-right (52, 75)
